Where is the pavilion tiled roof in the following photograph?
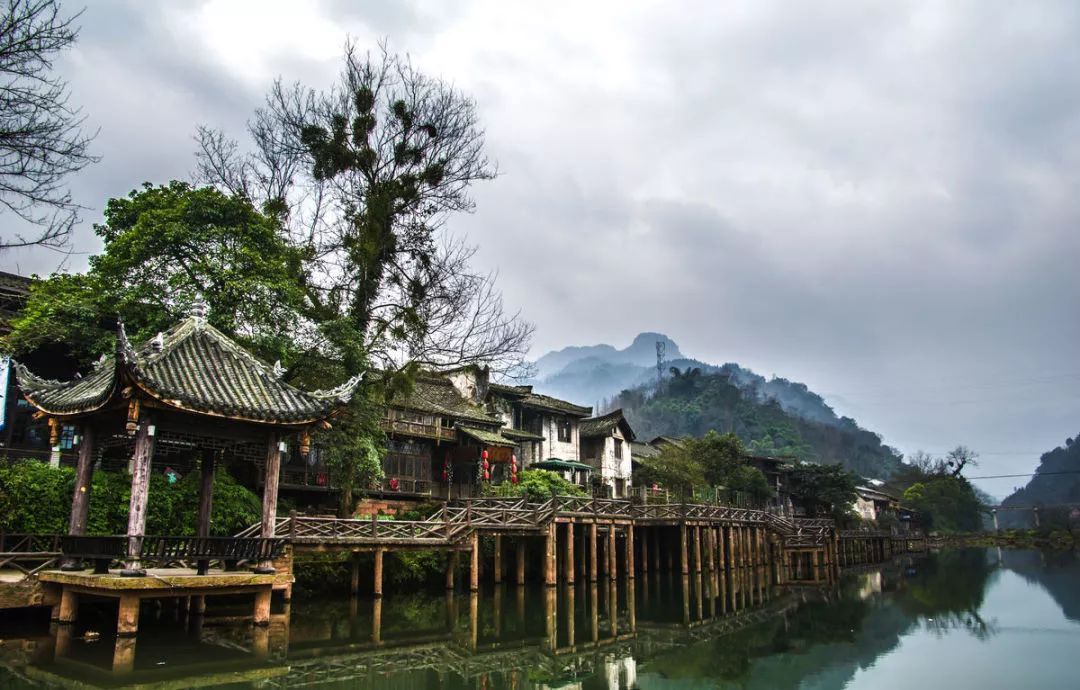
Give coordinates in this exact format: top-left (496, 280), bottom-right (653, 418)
top-left (14, 314), bottom-right (361, 425)
top-left (580, 408), bottom-right (636, 440)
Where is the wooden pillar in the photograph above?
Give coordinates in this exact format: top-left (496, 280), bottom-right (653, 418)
top-left (640, 528), bottom-right (649, 573)
top-left (118, 594), bottom-right (141, 636)
top-left (516, 540), bottom-right (526, 585)
top-left (195, 448), bottom-right (216, 575)
top-left (494, 535), bottom-right (503, 584)
top-left (373, 548), bottom-right (384, 597)
top-left (372, 597), bottom-right (383, 644)
top-left (565, 523), bottom-right (575, 584)
top-left (254, 587), bottom-right (271, 626)
top-left (57, 589), bottom-right (78, 623)
top-left (256, 433), bottom-right (283, 573)
top-left (67, 426), bottom-right (95, 533)
top-left (651, 529), bottom-right (660, 572)
top-left (446, 551), bottom-right (459, 590)
top-left (470, 533), bottom-right (480, 592)
top-left (626, 524), bottom-right (635, 578)
top-left (122, 418), bottom-right (155, 576)
top-left (589, 522), bottom-right (598, 582)
top-left (680, 525), bottom-right (689, 575)
top-left (350, 553), bottom-right (360, 594)
top-left (607, 524), bottom-right (617, 581)
top-left (544, 523), bottom-right (557, 586)
top-left (693, 526), bottom-right (703, 573)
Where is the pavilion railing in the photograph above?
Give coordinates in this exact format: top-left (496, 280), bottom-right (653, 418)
top-left (60, 535), bottom-right (285, 571)
top-left (0, 533), bottom-right (63, 576)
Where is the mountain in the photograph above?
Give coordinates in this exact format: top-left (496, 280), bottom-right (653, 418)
top-left (529, 332), bottom-right (903, 478)
top-left (999, 434), bottom-right (1080, 528)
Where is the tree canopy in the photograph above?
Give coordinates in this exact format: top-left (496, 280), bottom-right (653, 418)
top-left (785, 463), bottom-right (858, 521)
top-left (633, 431), bottom-right (772, 502)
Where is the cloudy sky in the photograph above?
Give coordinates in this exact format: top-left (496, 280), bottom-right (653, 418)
top-left (3, 0), bottom-right (1079, 498)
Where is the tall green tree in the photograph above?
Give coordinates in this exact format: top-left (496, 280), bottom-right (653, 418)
top-left (5, 182), bottom-right (304, 366)
top-left (785, 463), bottom-right (858, 521)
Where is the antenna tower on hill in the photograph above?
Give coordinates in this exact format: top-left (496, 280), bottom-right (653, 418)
top-left (656, 340), bottom-right (666, 388)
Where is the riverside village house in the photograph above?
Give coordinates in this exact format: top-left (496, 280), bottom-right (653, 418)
top-left (376, 365), bottom-right (637, 508)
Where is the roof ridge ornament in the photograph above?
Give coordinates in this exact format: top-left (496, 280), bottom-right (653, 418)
top-left (272, 360), bottom-right (285, 379)
top-left (190, 298), bottom-right (209, 328)
top-left (151, 332), bottom-right (165, 352)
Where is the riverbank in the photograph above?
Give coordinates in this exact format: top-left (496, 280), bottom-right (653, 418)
top-left (932, 528), bottom-right (1077, 551)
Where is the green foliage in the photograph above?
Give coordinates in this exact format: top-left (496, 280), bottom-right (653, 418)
top-left (902, 476), bottom-right (984, 533)
top-left (785, 463), bottom-right (858, 521)
top-left (633, 431), bottom-right (771, 501)
top-left (4, 181), bottom-right (304, 367)
top-left (482, 469), bottom-right (587, 502)
top-left (318, 393), bottom-right (386, 517)
top-left (0, 460), bottom-right (260, 535)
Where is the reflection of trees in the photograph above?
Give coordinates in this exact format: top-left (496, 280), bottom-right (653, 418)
top-left (1000, 549), bottom-right (1080, 622)
top-left (896, 549), bottom-right (997, 641)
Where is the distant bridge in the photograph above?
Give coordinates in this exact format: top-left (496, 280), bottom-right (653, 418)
top-left (985, 503), bottom-right (1080, 529)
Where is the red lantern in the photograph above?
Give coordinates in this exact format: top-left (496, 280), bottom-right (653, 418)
top-left (482, 459), bottom-right (490, 471)
top-left (483, 469), bottom-right (490, 480)
top-left (389, 477), bottom-right (400, 491)
top-left (482, 449), bottom-right (489, 460)
top-left (511, 473), bottom-right (519, 484)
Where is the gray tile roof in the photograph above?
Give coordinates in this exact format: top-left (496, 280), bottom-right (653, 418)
top-left (579, 408), bottom-right (636, 440)
top-left (519, 391), bottom-right (592, 417)
top-left (391, 376), bottom-right (502, 426)
top-left (15, 316), bottom-right (360, 425)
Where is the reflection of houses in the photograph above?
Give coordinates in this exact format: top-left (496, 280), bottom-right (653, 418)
top-left (377, 366), bottom-right (594, 502)
top-left (579, 409), bottom-right (636, 498)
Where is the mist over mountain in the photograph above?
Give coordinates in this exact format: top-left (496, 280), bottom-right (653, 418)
top-left (531, 333), bottom-right (850, 430)
top-left (529, 332), bottom-right (903, 477)
top-left (999, 434), bottom-right (1080, 528)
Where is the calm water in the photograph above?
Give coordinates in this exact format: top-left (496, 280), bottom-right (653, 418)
top-left (1, 548), bottom-right (1078, 689)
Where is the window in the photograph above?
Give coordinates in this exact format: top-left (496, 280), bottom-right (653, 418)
top-left (557, 419), bottom-right (572, 443)
top-left (614, 438), bottom-right (623, 460)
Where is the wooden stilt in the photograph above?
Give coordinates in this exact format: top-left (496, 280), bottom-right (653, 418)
top-left (680, 525), bottom-right (689, 575)
top-left (470, 533), bottom-right (480, 592)
top-left (589, 522), bottom-right (598, 582)
top-left (693, 526), bottom-right (702, 573)
top-left (446, 551), bottom-right (459, 590)
top-left (350, 553), bottom-right (360, 594)
top-left (516, 540), bottom-right (526, 585)
top-left (118, 594), bottom-right (141, 635)
top-left (58, 589), bottom-right (78, 623)
top-left (253, 588), bottom-right (271, 626)
top-left (494, 535), bottom-right (503, 584)
top-left (544, 523), bottom-right (557, 586)
top-left (607, 525), bottom-right (617, 581)
top-left (373, 548), bottom-right (384, 597)
top-left (640, 528), bottom-right (649, 574)
top-left (565, 523), bottom-right (575, 584)
top-left (626, 524), bottom-right (635, 578)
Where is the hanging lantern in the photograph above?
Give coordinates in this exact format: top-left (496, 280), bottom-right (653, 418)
top-left (482, 449), bottom-right (489, 460)
top-left (483, 469), bottom-right (490, 480)
top-left (482, 458), bottom-right (490, 471)
top-left (510, 454), bottom-right (517, 471)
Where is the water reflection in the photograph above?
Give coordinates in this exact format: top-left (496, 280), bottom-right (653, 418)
top-left (1, 549), bottom-right (1079, 688)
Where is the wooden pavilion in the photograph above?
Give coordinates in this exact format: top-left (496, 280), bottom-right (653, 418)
top-left (13, 303), bottom-right (361, 577)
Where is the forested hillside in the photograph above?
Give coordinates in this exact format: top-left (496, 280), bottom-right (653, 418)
top-left (999, 434), bottom-right (1080, 528)
top-left (611, 368), bottom-right (904, 479)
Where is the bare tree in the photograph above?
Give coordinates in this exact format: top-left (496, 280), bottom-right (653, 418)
top-left (945, 445), bottom-right (979, 478)
top-left (0, 0), bottom-right (98, 251)
top-left (194, 41), bottom-right (532, 378)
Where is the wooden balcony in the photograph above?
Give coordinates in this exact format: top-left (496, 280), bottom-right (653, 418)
top-left (379, 418), bottom-right (458, 441)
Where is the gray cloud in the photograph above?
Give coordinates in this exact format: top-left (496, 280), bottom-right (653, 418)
top-left (2, 0), bottom-right (1078, 498)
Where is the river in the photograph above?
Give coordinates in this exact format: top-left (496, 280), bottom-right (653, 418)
top-left (0, 548), bottom-right (1077, 689)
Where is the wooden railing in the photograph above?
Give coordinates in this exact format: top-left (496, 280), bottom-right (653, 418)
top-left (60, 535), bottom-right (285, 568)
top-left (0, 533), bottom-right (63, 576)
top-left (379, 418), bottom-right (458, 441)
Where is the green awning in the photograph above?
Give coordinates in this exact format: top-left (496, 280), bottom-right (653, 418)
top-left (501, 427), bottom-right (544, 442)
top-left (533, 458), bottom-right (593, 473)
top-left (457, 425), bottom-right (516, 448)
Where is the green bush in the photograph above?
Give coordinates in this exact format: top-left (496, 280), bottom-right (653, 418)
top-left (0, 460), bottom-right (260, 535)
top-left (482, 469), bottom-right (588, 502)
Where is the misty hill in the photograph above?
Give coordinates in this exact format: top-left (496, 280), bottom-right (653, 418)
top-left (531, 333), bottom-right (861, 431)
top-left (999, 434), bottom-right (1080, 528)
top-left (609, 368), bottom-right (903, 478)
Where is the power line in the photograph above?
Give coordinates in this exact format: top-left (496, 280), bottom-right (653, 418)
top-left (962, 470), bottom-right (1080, 480)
